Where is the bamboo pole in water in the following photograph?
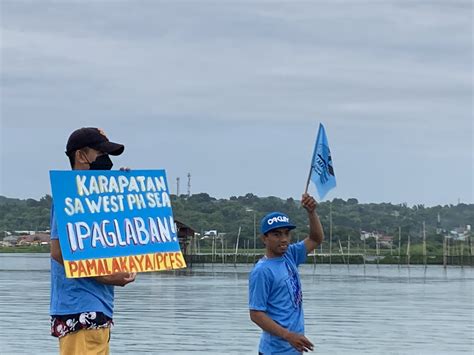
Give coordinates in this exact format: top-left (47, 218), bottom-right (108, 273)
top-left (398, 226), bottom-right (401, 267)
top-left (221, 237), bottom-right (227, 264)
top-left (246, 240), bottom-right (249, 263)
top-left (338, 239), bottom-right (346, 265)
top-left (469, 235), bottom-right (473, 266)
top-left (329, 203), bottom-right (333, 266)
top-left (234, 226), bottom-right (241, 265)
top-left (422, 221), bottom-right (427, 267)
top-left (443, 236), bottom-right (447, 268)
top-left (347, 235), bottom-right (351, 266)
top-left (453, 239), bottom-right (457, 266)
top-left (211, 236), bottom-right (214, 262)
top-left (189, 235), bottom-right (193, 267)
top-left (363, 235), bottom-right (366, 268)
top-left (213, 236), bottom-right (217, 263)
top-left (470, 235), bottom-right (473, 256)
top-left (376, 235), bottom-right (380, 268)
top-left (253, 212), bottom-right (257, 263)
top-left (406, 234), bottom-right (411, 266)
top-left (455, 239), bottom-right (459, 266)
top-left (447, 237), bottom-right (451, 265)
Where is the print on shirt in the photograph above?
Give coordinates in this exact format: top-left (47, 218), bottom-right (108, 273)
top-left (285, 260), bottom-right (302, 307)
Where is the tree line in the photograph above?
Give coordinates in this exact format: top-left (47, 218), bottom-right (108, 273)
top-left (1, 193), bottom-right (472, 249)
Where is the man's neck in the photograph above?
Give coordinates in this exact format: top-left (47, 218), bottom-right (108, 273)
top-left (265, 251), bottom-right (283, 259)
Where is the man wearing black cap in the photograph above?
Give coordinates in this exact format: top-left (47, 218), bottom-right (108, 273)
top-left (64, 127), bottom-right (125, 170)
top-left (50, 127), bottom-right (136, 355)
top-left (249, 193), bottom-right (324, 354)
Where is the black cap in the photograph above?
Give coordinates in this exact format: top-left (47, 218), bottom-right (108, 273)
top-left (66, 127), bottom-right (124, 156)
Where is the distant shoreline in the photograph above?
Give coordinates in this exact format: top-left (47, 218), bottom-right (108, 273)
top-left (1, 248), bottom-right (472, 266)
top-left (0, 246), bottom-right (50, 253)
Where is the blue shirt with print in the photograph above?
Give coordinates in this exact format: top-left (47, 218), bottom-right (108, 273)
top-left (249, 241), bottom-right (308, 355)
top-left (50, 205), bottom-right (114, 318)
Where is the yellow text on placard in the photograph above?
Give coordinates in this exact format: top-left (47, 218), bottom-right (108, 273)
top-left (64, 252), bottom-right (186, 278)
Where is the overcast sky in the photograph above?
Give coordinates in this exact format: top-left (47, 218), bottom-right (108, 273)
top-left (1, 1), bottom-right (472, 206)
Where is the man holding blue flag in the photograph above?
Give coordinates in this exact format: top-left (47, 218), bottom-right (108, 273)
top-left (248, 122), bottom-right (333, 354)
top-left (306, 123), bottom-right (336, 199)
top-left (249, 193), bottom-right (324, 354)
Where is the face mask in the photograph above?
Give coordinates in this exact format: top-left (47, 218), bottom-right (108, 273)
top-left (89, 154), bottom-right (113, 170)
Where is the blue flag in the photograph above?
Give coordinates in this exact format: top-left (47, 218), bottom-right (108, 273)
top-left (309, 123), bottom-right (336, 199)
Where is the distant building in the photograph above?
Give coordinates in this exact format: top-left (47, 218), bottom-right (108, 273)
top-left (14, 230), bottom-right (37, 235)
top-left (360, 231), bottom-right (393, 248)
top-left (379, 236), bottom-right (394, 248)
top-left (3, 236), bottom-right (19, 246)
top-left (360, 231), bottom-right (378, 240)
top-left (445, 226), bottom-right (471, 241)
top-left (175, 220), bottom-right (196, 256)
top-left (17, 233), bottom-right (50, 246)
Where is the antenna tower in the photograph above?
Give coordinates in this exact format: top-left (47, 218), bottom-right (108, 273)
top-left (187, 172), bottom-right (191, 197)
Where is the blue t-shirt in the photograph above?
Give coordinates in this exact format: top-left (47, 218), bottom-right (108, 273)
top-left (249, 241), bottom-right (308, 355)
top-left (50, 205), bottom-right (114, 318)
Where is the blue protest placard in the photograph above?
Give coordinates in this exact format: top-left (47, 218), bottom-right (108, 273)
top-left (49, 169), bottom-right (186, 278)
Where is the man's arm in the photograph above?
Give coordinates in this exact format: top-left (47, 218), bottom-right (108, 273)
top-left (51, 239), bottom-right (136, 287)
top-left (51, 239), bottom-right (63, 264)
top-left (302, 193), bottom-right (324, 254)
top-left (249, 310), bottom-right (314, 353)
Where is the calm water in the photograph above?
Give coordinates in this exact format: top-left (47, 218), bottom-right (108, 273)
top-left (0, 254), bottom-right (472, 355)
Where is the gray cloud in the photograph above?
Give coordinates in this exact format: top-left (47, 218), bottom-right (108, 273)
top-left (1, 0), bottom-right (472, 206)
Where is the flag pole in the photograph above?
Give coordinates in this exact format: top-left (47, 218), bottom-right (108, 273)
top-left (304, 164), bottom-right (312, 194)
